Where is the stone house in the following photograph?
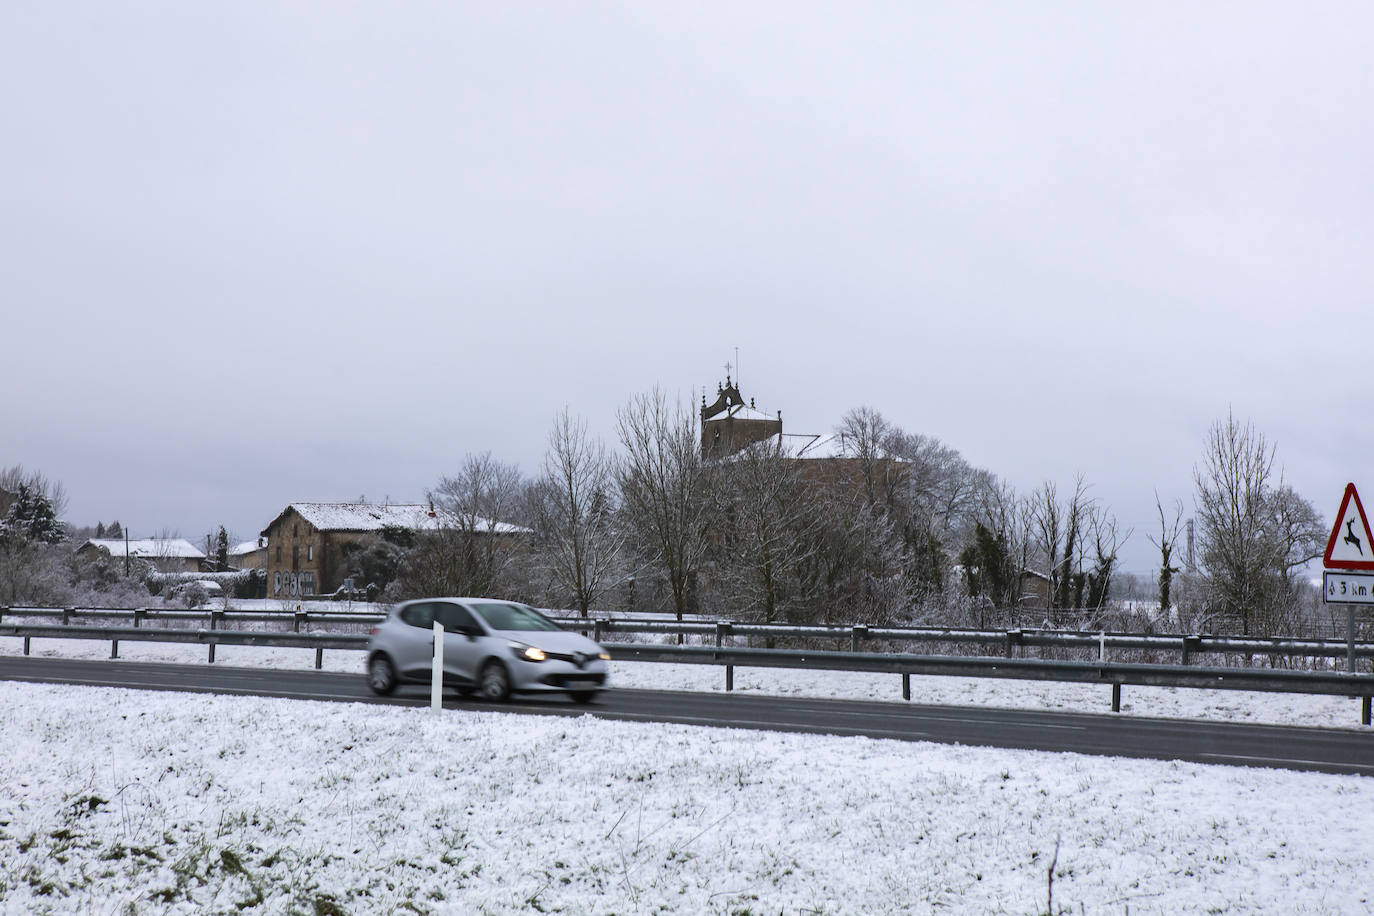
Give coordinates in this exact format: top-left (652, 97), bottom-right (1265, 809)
top-left (76, 538), bottom-right (208, 573)
top-left (259, 502), bottom-right (529, 598)
top-left (228, 537), bottom-right (268, 570)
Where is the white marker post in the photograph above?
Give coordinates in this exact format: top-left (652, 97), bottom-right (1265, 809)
top-left (431, 620), bottom-right (444, 712)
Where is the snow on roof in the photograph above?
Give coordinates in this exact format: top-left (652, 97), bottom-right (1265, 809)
top-left (228, 539), bottom-right (265, 556)
top-left (706, 403), bottom-right (777, 422)
top-left (763, 433), bottom-right (848, 459)
top-left (266, 502), bottom-right (529, 536)
top-left (81, 538), bottom-right (206, 559)
top-left (282, 503), bottom-right (435, 532)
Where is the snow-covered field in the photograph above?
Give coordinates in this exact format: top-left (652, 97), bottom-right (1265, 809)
top-left (3, 634), bottom-right (1371, 730)
top-left (1, 680), bottom-right (1371, 915)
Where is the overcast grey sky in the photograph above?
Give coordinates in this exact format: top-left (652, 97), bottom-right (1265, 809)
top-left (3, 2), bottom-right (1370, 572)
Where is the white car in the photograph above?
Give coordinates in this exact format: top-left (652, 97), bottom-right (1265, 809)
top-left (366, 598), bottom-right (610, 703)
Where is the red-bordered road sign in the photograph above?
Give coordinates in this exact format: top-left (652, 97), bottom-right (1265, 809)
top-left (1323, 483), bottom-right (1374, 571)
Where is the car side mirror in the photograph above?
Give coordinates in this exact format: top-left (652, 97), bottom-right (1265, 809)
top-left (463, 627), bottom-right (479, 641)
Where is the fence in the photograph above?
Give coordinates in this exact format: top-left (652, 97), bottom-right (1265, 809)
top-left (3, 605), bottom-right (1372, 668)
top-left (2, 616), bottom-right (1372, 725)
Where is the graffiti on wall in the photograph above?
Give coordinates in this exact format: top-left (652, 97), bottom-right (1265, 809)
top-left (273, 570), bottom-right (316, 597)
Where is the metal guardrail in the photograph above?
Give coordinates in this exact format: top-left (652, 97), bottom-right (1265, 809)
top-left (567, 618), bottom-right (1374, 667)
top-left (0, 623), bottom-right (368, 669)
top-left (5, 605), bottom-right (1372, 666)
top-left (0, 606), bottom-right (384, 630)
top-left (2, 621), bottom-right (1371, 725)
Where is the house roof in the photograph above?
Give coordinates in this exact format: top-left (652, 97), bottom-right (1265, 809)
top-left (266, 503), bottom-right (436, 534)
top-left (761, 433), bottom-right (848, 459)
top-left (262, 502), bottom-right (529, 536)
top-left (229, 539), bottom-right (266, 556)
top-left (81, 538), bottom-right (206, 560)
top-left (706, 403), bottom-right (776, 423)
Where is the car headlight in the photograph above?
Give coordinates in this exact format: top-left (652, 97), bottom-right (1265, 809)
top-left (598, 652), bottom-right (611, 661)
top-left (509, 642), bottom-right (546, 662)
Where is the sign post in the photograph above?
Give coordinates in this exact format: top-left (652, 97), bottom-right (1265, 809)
top-left (432, 620), bottom-right (444, 712)
top-left (1321, 483), bottom-right (1374, 673)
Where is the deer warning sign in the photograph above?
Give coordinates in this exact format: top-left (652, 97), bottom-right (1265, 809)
top-left (1323, 483), bottom-right (1374, 571)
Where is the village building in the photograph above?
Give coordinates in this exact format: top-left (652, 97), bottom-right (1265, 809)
top-left (76, 538), bottom-right (208, 573)
top-left (259, 502), bottom-right (529, 598)
top-left (700, 378), bottom-right (782, 459)
top-left (701, 377), bottom-right (907, 499)
top-left (228, 537), bottom-right (268, 570)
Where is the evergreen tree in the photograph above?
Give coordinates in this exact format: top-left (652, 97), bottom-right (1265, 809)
top-left (96, 522), bottom-right (106, 538)
top-left (106, 520), bottom-right (123, 539)
top-left (215, 526), bottom-right (229, 572)
top-left (2, 484), bottom-right (66, 545)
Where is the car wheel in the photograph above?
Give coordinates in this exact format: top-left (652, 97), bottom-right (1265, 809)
top-left (479, 660), bottom-right (511, 701)
top-left (568, 691), bottom-right (597, 705)
top-left (367, 655), bottom-right (396, 696)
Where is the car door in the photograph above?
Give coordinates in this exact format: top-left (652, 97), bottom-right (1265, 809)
top-left (434, 601), bottom-right (485, 687)
top-left (395, 601), bottom-right (437, 679)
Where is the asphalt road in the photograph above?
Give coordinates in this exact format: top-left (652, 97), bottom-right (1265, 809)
top-left (3, 655), bottom-right (1372, 776)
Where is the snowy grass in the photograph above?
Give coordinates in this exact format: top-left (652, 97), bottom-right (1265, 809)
top-left (1, 681), bottom-right (1371, 915)
top-left (3, 634), bottom-right (1371, 730)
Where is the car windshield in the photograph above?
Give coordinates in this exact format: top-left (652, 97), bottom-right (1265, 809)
top-left (469, 602), bottom-right (561, 632)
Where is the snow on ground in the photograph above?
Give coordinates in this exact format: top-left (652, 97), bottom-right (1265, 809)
top-left (0, 681), bottom-right (1370, 915)
top-left (3, 634), bottom-right (1370, 730)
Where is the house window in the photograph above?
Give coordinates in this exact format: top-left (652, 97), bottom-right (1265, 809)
top-left (275, 546), bottom-right (281, 562)
top-left (308, 545), bottom-right (313, 561)
top-left (292, 546), bottom-right (299, 569)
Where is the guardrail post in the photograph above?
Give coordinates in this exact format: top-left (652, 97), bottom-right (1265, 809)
top-left (1362, 696), bottom-right (1371, 727)
top-left (315, 647), bottom-right (324, 670)
top-left (852, 625), bottom-right (868, 653)
top-left (208, 643), bottom-right (216, 664)
top-left (594, 619), bottom-right (604, 643)
top-left (110, 639), bottom-right (119, 659)
top-left (716, 621), bottom-right (731, 648)
top-left (23, 636), bottom-right (31, 655)
top-left (210, 610), bottom-right (222, 631)
top-left (1349, 607), bottom-right (1357, 673)
top-left (1005, 630), bottom-right (1021, 658)
top-left (725, 664), bottom-right (734, 692)
top-left (133, 608), bottom-right (145, 629)
top-left (294, 612), bottom-right (307, 633)
top-left (62, 607), bottom-right (73, 626)
top-left (1111, 683), bottom-right (1121, 713)
top-left (902, 672), bottom-right (911, 701)
top-left (1182, 636), bottom-right (1200, 665)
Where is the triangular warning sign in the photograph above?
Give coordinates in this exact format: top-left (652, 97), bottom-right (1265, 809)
top-left (1324, 483), bottom-right (1374, 570)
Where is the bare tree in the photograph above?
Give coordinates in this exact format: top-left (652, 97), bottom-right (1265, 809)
top-left (615, 388), bottom-right (714, 626)
top-left (415, 453), bottom-right (528, 599)
top-left (1030, 475), bottom-right (1092, 610)
top-left (795, 489), bottom-right (908, 626)
top-left (1193, 412), bottom-right (1323, 635)
top-left (887, 431), bottom-right (981, 538)
top-left (533, 408), bottom-right (624, 615)
top-left (1083, 506), bottom-right (1129, 616)
top-left (710, 438), bottom-right (818, 630)
top-left (1149, 492), bottom-right (1184, 622)
top-left (836, 406), bottom-right (906, 509)
top-left (960, 476), bottom-right (1033, 622)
